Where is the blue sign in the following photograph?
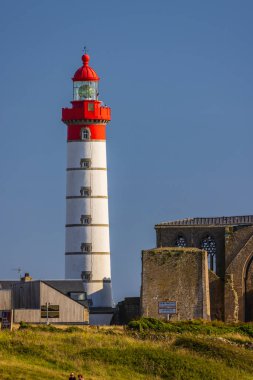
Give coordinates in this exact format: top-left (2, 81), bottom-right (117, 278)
top-left (158, 301), bottom-right (177, 315)
top-left (159, 301), bottom-right (176, 308)
top-left (159, 308), bottom-right (176, 314)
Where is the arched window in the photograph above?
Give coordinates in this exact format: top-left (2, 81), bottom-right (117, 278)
top-left (175, 235), bottom-right (187, 247)
top-left (81, 128), bottom-right (90, 140)
top-left (201, 235), bottom-right (216, 272)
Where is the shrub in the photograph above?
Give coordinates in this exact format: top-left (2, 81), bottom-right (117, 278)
top-left (128, 318), bottom-right (253, 338)
top-left (19, 321), bottom-right (29, 329)
top-left (65, 326), bottom-right (82, 333)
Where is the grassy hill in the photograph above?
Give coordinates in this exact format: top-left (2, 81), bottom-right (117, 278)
top-left (0, 320), bottom-right (253, 379)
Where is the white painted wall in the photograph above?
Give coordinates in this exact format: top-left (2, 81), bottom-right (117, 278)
top-left (84, 281), bottom-right (113, 307)
top-left (65, 254), bottom-right (111, 280)
top-left (67, 141), bottom-right (107, 168)
top-left (65, 134), bottom-right (113, 314)
top-left (65, 226), bottom-right (110, 252)
top-left (66, 198), bottom-right (109, 225)
top-left (65, 254), bottom-right (85, 279)
top-left (66, 170), bottom-right (108, 197)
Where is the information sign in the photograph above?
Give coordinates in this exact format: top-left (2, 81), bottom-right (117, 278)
top-left (159, 308), bottom-right (177, 314)
top-left (1, 310), bottom-right (13, 330)
top-left (158, 301), bottom-right (177, 315)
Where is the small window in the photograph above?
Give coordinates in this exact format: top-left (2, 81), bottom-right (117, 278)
top-left (80, 158), bottom-right (91, 168)
top-left (80, 187), bottom-right (91, 197)
top-left (69, 292), bottom-right (86, 301)
top-left (81, 128), bottom-right (90, 140)
top-left (80, 215), bottom-right (92, 225)
top-left (81, 243), bottom-right (92, 252)
top-left (81, 271), bottom-right (92, 281)
top-left (88, 102), bottom-right (94, 111)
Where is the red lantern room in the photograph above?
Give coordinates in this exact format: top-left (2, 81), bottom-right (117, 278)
top-left (72, 54), bottom-right (100, 101)
top-left (62, 54), bottom-right (111, 140)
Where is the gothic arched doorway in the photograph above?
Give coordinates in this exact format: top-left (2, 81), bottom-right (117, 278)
top-left (245, 256), bottom-right (253, 322)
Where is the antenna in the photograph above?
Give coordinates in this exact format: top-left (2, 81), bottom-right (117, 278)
top-left (83, 46), bottom-right (89, 54)
top-left (12, 267), bottom-right (22, 279)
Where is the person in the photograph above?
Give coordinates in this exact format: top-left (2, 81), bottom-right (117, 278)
top-left (78, 375), bottom-right (84, 380)
top-left (69, 373), bottom-right (76, 380)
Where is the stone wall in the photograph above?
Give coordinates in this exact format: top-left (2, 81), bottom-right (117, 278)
top-left (225, 234), bottom-right (253, 321)
top-left (112, 297), bottom-right (140, 325)
top-left (209, 270), bottom-right (224, 320)
top-left (141, 248), bottom-right (210, 321)
top-left (153, 222), bottom-right (253, 322)
top-left (225, 225), bottom-right (253, 269)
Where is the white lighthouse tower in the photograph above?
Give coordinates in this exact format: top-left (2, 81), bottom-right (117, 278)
top-left (62, 53), bottom-right (114, 324)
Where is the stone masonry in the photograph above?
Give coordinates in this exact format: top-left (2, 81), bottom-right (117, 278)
top-left (141, 248), bottom-right (210, 321)
top-left (153, 215), bottom-right (253, 322)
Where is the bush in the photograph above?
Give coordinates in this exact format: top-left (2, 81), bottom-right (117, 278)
top-left (128, 318), bottom-right (253, 337)
top-left (65, 326), bottom-right (82, 333)
top-left (19, 321), bottom-right (30, 329)
top-left (238, 324), bottom-right (253, 337)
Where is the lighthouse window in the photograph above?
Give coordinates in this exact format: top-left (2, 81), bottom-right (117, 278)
top-left (81, 271), bottom-right (92, 281)
top-left (81, 243), bottom-right (92, 253)
top-left (81, 128), bottom-right (90, 140)
top-left (80, 187), bottom-right (91, 197)
top-left (81, 215), bottom-right (92, 225)
top-left (80, 158), bottom-right (91, 168)
top-left (88, 102), bottom-right (94, 111)
top-left (73, 81), bottom-right (98, 101)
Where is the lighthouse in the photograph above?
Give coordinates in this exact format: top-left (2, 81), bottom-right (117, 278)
top-left (62, 53), bottom-right (114, 324)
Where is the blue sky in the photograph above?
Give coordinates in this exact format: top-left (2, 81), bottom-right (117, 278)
top-left (0, 0), bottom-right (252, 301)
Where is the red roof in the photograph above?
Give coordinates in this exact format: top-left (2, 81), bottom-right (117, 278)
top-left (72, 54), bottom-right (100, 82)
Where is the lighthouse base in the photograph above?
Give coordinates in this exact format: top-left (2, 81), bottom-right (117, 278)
top-left (83, 280), bottom-right (113, 308)
top-left (89, 307), bottom-right (115, 325)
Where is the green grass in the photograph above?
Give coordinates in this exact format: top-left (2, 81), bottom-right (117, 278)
top-left (0, 321), bottom-right (253, 379)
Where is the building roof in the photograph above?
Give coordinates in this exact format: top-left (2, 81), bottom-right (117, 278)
top-left (0, 279), bottom-right (84, 291)
top-left (0, 281), bottom-right (19, 289)
top-left (155, 215), bottom-right (253, 228)
top-left (43, 280), bottom-right (84, 295)
top-left (72, 54), bottom-right (100, 82)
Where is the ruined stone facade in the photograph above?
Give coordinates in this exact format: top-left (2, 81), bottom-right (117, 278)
top-left (112, 297), bottom-right (140, 325)
top-left (151, 215), bottom-right (253, 322)
top-left (141, 248), bottom-right (210, 321)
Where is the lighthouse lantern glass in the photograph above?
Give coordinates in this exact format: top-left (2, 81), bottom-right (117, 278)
top-left (73, 81), bottom-right (98, 101)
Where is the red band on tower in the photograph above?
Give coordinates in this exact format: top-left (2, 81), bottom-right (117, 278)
top-left (67, 124), bottom-right (106, 141)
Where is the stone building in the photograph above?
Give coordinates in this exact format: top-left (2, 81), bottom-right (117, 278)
top-left (145, 215), bottom-right (253, 322)
top-left (141, 248), bottom-right (210, 321)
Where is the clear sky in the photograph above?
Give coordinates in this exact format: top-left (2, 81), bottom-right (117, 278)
top-left (0, 0), bottom-right (253, 301)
